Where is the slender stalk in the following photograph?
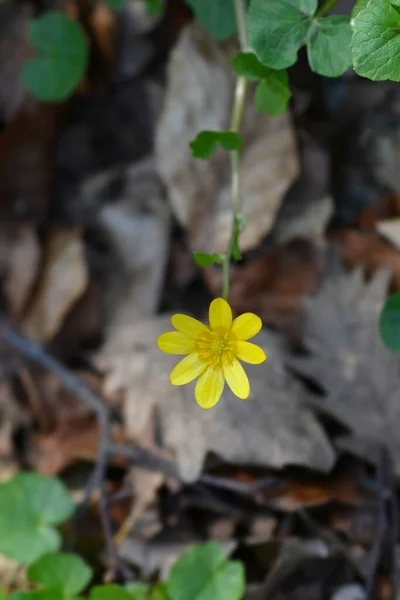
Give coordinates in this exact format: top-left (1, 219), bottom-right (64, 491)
top-left (315, 0), bottom-right (339, 18)
top-left (222, 0), bottom-right (248, 301)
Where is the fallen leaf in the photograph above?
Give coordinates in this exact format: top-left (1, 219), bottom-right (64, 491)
top-left (290, 268), bottom-right (400, 475)
top-left (329, 229), bottom-right (400, 290)
top-left (21, 228), bottom-right (88, 343)
top-left (95, 315), bottom-right (334, 482)
top-left (266, 475), bottom-right (363, 512)
top-left (205, 239), bottom-right (324, 330)
top-left (2, 225), bottom-right (41, 319)
top-left (376, 217), bottom-right (400, 251)
top-left (156, 22), bottom-right (299, 254)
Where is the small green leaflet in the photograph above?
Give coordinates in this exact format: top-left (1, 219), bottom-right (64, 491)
top-left (193, 252), bottom-right (225, 267)
top-left (22, 12), bottom-right (88, 101)
top-left (307, 16), bottom-right (352, 77)
top-left (247, 0), bottom-right (317, 69)
top-left (352, 0), bottom-right (400, 80)
top-left (255, 73), bottom-right (290, 115)
top-left (0, 473), bottom-right (74, 565)
top-left (189, 131), bottom-right (243, 159)
top-left (379, 293), bottom-right (400, 353)
top-left (184, 0), bottom-right (249, 40)
top-left (28, 553), bottom-right (92, 598)
top-left (232, 52), bottom-right (291, 115)
top-left (167, 542), bottom-right (245, 600)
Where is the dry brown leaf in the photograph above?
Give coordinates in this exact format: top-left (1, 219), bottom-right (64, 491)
top-left (156, 23), bottom-right (299, 253)
top-left (3, 225), bottom-right (40, 318)
top-left (290, 268), bottom-right (400, 475)
top-left (95, 315), bottom-right (334, 482)
top-left (21, 228), bottom-right (88, 343)
top-left (205, 239), bottom-right (323, 329)
top-left (266, 476), bottom-right (363, 512)
top-left (328, 229), bottom-right (400, 290)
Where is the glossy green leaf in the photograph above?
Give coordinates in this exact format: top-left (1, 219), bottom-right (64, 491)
top-left (189, 131), bottom-right (243, 159)
top-left (351, 0), bottom-right (400, 80)
top-left (0, 473), bottom-right (74, 564)
top-left (90, 585), bottom-right (135, 600)
top-left (22, 12), bottom-right (88, 101)
top-left (11, 591), bottom-right (64, 600)
top-left (28, 553), bottom-right (92, 597)
top-left (255, 71), bottom-right (291, 114)
top-left (379, 293), bottom-right (400, 353)
top-left (167, 542), bottom-right (245, 600)
top-left (307, 16), bottom-right (352, 77)
top-left (247, 0), bottom-right (317, 69)
top-left (193, 252), bottom-right (225, 267)
top-left (125, 582), bottom-right (151, 600)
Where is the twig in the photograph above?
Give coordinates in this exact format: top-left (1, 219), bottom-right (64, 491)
top-left (1, 324), bottom-right (177, 571)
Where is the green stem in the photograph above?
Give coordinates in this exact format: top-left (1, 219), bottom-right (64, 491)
top-left (222, 0), bottom-right (248, 301)
top-left (315, 0), bottom-right (339, 18)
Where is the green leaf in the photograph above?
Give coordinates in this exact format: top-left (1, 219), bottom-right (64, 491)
top-left (11, 592), bottom-right (64, 600)
top-left (189, 131), bottom-right (243, 159)
top-left (90, 585), bottom-right (135, 600)
top-left (151, 584), bottom-right (170, 600)
top-left (232, 51), bottom-right (276, 80)
top-left (28, 553), bottom-right (92, 597)
top-left (167, 542), bottom-right (245, 600)
top-left (379, 293), bottom-right (400, 353)
top-left (103, 0), bottom-right (127, 8)
top-left (125, 583), bottom-right (151, 600)
top-left (0, 473), bottom-right (74, 565)
top-left (351, 0), bottom-right (369, 20)
top-left (255, 71), bottom-right (291, 114)
top-left (143, 0), bottom-right (163, 15)
top-left (184, 0), bottom-right (241, 40)
top-left (193, 252), bottom-right (225, 267)
top-left (247, 0), bottom-right (317, 69)
top-left (351, 0), bottom-right (400, 81)
top-left (22, 11), bottom-right (89, 101)
top-left (307, 16), bottom-right (352, 77)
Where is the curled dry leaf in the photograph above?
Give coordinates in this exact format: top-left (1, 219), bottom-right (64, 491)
top-left (156, 22), bottom-right (299, 253)
top-left (95, 315), bottom-right (334, 482)
top-left (21, 228), bottom-right (88, 343)
top-left (290, 268), bottom-right (400, 475)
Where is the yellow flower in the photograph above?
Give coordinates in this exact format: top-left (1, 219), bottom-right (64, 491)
top-left (157, 298), bottom-right (267, 409)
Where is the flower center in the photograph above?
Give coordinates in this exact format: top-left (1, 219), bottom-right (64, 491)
top-left (196, 329), bottom-right (236, 365)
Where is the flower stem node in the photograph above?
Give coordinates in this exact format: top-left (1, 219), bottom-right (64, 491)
top-left (157, 298), bottom-right (267, 409)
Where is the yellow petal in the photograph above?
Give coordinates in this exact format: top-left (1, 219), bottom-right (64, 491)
top-left (169, 353), bottom-right (206, 386)
top-left (171, 314), bottom-right (208, 339)
top-left (222, 357), bottom-right (250, 399)
top-left (195, 365), bottom-right (225, 409)
top-left (157, 332), bottom-right (196, 355)
top-left (236, 341), bottom-right (267, 364)
top-left (209, 298), bottom-right (232, 332)
top-left (231, 313), bottom-right (262, 340)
